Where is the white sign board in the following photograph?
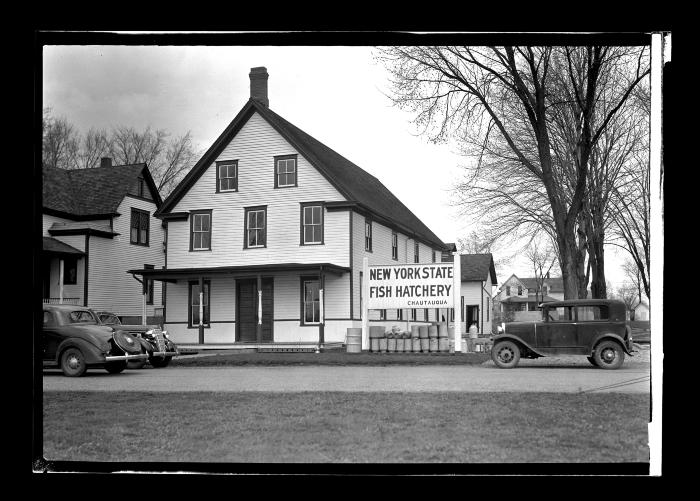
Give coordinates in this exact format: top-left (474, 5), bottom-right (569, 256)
top-left (367, 263), bottom-right (454, 309)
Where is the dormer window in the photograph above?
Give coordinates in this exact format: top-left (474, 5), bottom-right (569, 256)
top-left (506, 286), bottom-right (511, 296)
top-left (518, 286), bottom-right (523, 296)
top-left (217, 160), bottom-right (238, 192)
top-left (274, 154), bottom-right (297, 188)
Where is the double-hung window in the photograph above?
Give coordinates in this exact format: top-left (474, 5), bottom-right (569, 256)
top-left (301, 203), bottom-right (323, 245)
top-left (144, 264), bottom-right (154, 305)
top-left (130, 208), bottom-right (150, 246)
top-left (391, 232), bottom-right (398, 260)
top-left (190, 211), bottom-right (212, 251)
top-left (414, 242), bottom-right (419, 263)
top-left (245, 206), bottom-right (267, 248)
top-left (275, 155), bottom-right (297, 188)
top-left (217, 160), bottom-right (238, 192)
top-left (302, 278), bottom-right (321, 324)
top-left (189, 281), bottom-right (210, 327)
top-left (365, 219), bottom-right (372, 252)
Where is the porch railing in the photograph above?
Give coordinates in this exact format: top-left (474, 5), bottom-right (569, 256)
top-left (43, 298), bottom-right (81, 305)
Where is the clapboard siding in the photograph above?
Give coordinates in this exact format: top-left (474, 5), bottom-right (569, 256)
top-left (86, 197), bottom-right (164, 315)
top-left (350, 212), bottom-right (444, 322)
top-left (168, 112), bottom-right (349, 269)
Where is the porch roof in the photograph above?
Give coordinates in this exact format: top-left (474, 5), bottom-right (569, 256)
top-left (127, 263), bottom-right (351, 282)
top-left (500, 295), bottom-right (558, 304)
top-left (42, 237), bottom-right (85, 256)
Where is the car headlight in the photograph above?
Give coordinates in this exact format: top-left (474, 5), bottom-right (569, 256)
top-left (162, 330), bottom-right (169, 339)
top-left (497, 325), bottom-right (503, 334)
top-left (145, 329), bottom-right (154, 335)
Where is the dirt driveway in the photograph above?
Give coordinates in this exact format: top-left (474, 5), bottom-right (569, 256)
top-left (43, 349), bottom-right (651, 394)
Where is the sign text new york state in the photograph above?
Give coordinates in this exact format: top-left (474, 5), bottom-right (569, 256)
top-left (367, 263), bottom-right (454, 309)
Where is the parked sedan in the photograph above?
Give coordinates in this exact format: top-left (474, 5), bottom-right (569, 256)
top-left (491, 299), bottom-right (635, 369)
top-left (43, 304), bottom-right (147, 376)
top-left (95, 311), bottom-right (179, 368)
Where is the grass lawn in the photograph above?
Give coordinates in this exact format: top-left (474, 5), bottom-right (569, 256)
top-left (172, 351), bottom-right (492, 366)
top-left (42, 391), bottom-right (650, 466)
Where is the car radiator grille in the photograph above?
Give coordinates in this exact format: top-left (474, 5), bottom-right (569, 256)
top-left (151, 329), bottom-right (167, 353)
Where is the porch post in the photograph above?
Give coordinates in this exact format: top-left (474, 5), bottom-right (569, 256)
top-left (58, 259), bottom-right (64, 304)
top-left (256, 274), bottom-right (262, 344)
top-left (319, 266), bottom-right (325, 347)
top-left (361, 257), bottom-right (369, 351)
top-left (198, 276), bottom-right (204, 344)
top-left (452, 252), bottom-right (462, 353)
top-left (142, 278), bottom-right (148, 326)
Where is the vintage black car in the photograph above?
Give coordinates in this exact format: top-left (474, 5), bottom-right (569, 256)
top-left (95, 311), bottom-right (179, 368)
top-left (491, 299), bottom-right (635, 369)
top-left (43, 304), bottom-right (147, 376)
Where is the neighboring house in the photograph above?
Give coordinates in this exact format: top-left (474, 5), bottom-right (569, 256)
top-left (458, 254), bottom-right (498, 335)
top-left (633, 297), bottom-right (650, 321)
top-left (42, 160), bottom-right (165, 323)
top-left (130, 67), bottom-right (450, 345)
top-left (494, 273), bottom-right (564, 321)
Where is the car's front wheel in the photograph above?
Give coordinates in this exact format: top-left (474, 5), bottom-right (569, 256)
top-left (491, 340), bottom-right (521, 369)
top-left (60, 347), bottom-right (87, 377)
top-left (105, 361), bottom-right (127, 374)
top-left (593, 340), bottom-right (625, 370)
top-left (149, 356), bottom-right (172, 368)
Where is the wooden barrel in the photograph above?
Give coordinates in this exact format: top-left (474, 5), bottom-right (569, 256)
top-left (448, 327), bottom-right (455, 339)
top-left (411, 325), bottom-right (421, 338)
top-left (438, 324), bottom-right (448, 338)
top-left (420, 338), bottom-right (430, 352)
top-left (419, 326), bottom-right (429, 339)
top-left (428, 326), bottom-right (439, 338)
top-left (438, 337), bottom-right (449, 352)
top-left (429, 337), bottom-right (439, 352)
top-left (346, 328), bottom-right (362, 353)
top-left (387, 337), bottom-right (396, 352)
top-left (370, 326), bottom-right (385, 338)
top-left (379, 338), bottom-right (388, 352)
top-left (396, 338), bottom-right (404, 353)
top-left (370, 326), bottom-right (384, 353)
top-left (412, 338), bottom-right (421, 352)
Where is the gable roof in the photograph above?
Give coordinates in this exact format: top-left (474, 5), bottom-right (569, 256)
top-left (460, 253), bottom-right (497, 284)
top-left (518, 277), bottom-right (564, 292)
top-left (156, 99), bottom-right (447, 250)
top-left (43, 163), bottom-right (162, 218)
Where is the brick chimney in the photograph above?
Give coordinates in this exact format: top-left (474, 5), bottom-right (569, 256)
top-left (100, 157), bottom-right (112, 168)
top-left (249, 67), bottom-right (269, 107)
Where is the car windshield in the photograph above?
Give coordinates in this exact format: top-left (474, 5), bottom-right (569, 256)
top-left (66, 310), bottom-right (98, 324)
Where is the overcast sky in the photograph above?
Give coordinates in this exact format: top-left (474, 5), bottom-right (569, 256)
top-left (42, 44), bottom-right (632, 289)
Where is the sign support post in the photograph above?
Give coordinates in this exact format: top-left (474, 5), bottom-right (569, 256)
top-left (453, 252), bottom-right (462, 352)
top-left (361, 257), bottom-right (369, 351)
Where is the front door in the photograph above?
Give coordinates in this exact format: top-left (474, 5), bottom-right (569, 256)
top-left (236, 278), bottom-right (273, 343)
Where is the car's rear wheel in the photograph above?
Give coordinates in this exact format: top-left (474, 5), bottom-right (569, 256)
top-left (593, 340), bottom-right (625, 370)
top-left (60, 347), bottom-right (87, 377)
top-left (587, 356), bottom-right (599, 367)
top-left (491, 340), bottom-right (520, 369)
top-left (105, 361), bottom-right (127, 374)
top-left (149, 356), bottom-right (172, 368)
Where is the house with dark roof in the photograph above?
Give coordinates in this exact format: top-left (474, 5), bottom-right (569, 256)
top-left (493, 273), bottom-right (565, 321)
top-left (42, 160), bottom-right (165, 322)
top-left (130, 67), bottom-right (450, 346)
top-left (456, 254), bottom-right (498, 335)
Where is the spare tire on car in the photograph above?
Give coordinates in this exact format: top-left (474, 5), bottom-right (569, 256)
top-left (112, 330), bottom-right (142, 354)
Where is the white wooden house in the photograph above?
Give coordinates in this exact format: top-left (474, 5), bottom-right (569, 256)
top-left (458, 254), bottom-right (498, 335)
top-left (494, 273), bottom-right (565, 321)
top-left (42, 160), bottom-right (165, 323)
top-left (132, 67), bottom-right (450, 346)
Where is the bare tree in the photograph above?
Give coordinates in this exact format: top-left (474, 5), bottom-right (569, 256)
top-left (525, 237), bottom-right (559, 307)
top-left (377, 46), bottom-right (649, 299)
top-left (42, 109), bottom-right (200, 198)
top-left (42, 108), bottom-right (79, 170)
top-left (615, 281), bottom-right (640, 318)
top-left (75, 127), bottom-right (111, 169)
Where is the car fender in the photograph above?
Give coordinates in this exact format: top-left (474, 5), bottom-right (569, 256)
top-left (56, 337), bottom-right (107, 365)
top-left (591, 333), bottom-right (633, 356)
top-left (135, 337), bottom-right (153, 353)
top-left (492, 334), bottom-right (547, 357)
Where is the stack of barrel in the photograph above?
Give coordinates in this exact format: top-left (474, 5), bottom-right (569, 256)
top-left (350, 325), bottom-right (453, 353)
